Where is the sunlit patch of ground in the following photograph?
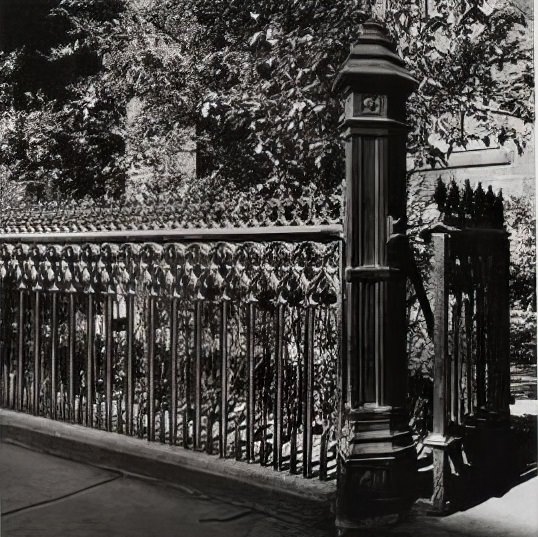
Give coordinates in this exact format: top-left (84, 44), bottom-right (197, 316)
top-left (511, 363), bottom-right (537, 416)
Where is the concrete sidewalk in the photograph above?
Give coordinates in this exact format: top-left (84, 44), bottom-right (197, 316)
top-left (1, 441), bottom-right (537, 537)
top-left (0, 442), bottom-right (320, 537)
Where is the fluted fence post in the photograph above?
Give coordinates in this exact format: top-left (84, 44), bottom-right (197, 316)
top-left (334, 20), bottom-right (418, 530)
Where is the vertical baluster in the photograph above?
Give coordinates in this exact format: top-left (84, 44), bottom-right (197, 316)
top-left (456, 296), bottom-right (464, 424)
top-left (290, 310), bottom-right (302, 475)
top-left (303, 305), bottom-right (314, 478)
top-left (488, 255), bottom-right (498, 408)
top-left (0, 281), bottom-right (4, 407)
top-left (9, 289), bottom-right (14, 409)
top-left (9, 290), bottom-right (16, 409)
top-left (4, 289), bottom-right (9, 407)
top-left (16, 290), bottom-right (24, 411)
top-left (289, 417), bottom-right (298, 474)
top-left (4, 286), bottom-right (9, 398)
top-left (234, 374), bottom-right (242, 459)
top-left (0, 285), bottom-right (6, 407)
top-left (157, 299), bottom-right (166, 444)
top-left (86, 294), bottom-right (94, 427)
top-left (115, 300), bottom-right (122, 434)
top-left (2, 292), bottom-right (8, 408)
top-left (465, 294), bottom-right (474, 416)
top-left (319, 423), bottom-right (329, 481)
top-left (125, 293), bottom-right (134, 435)
top-left (33, 291), bottom-right (41, 415)
top-left (193, 301), bottom-right (202, 450)
top-left (104, 294), bottom-right (113, 431)
top-left (50, 292), bottom-right (58, 420)
top-left (260, 398), bottom-right (267, 465)
top-left (486, 255), bottom-right (499, 411)
top-left (169, 297), bottom-right (178, 444)
top-left (476, 257), bottom-right (486, 410)
top-left (147, 296), bottom-right (156, 441)
top-left (483, 256), bottom-right (491, 410)
top-left (235, 419), bottom-right (242, 461)
top-left (246, 302), bottom-right (255, 463)
top-left (446, 290), bottom-right (453, 429)
top-left (451, 298), bottom-right (460, 424)
top-left (0, 286), bottom-right (4, 407)
top-left (58, 297), bottom-right (64, 420)
top-left (0, 284), bottom-right (4, 406)
top-left (8, 290), bottom-right (14, 408)
top-left (4, 290), bottom-right (13, 409)
top-left (206, 412), bottom-right (214, 455)
top-left (4, 287), bottom-right (10, 408)
top-left (41, 300), bottom-right (47, 416)
top-left (260, 309), bottom-right (268, 466)
top-left (3, 287), bottom-right (10, 408)
top-left (274, 303), bottom-right (284, 471)
top-left (182, 305), bottom-right (191, 448)
top-left (7, 289), bottom-right (14, 409)
top-left (67, 292), bottom-right (75, 422)
top-left (497, 239), bottom-right (511, 415)
top-left (219, 300), bottom-right (229, 457)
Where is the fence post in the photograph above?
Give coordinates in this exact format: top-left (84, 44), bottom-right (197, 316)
top-left (334, 20), bottom-right (418, 529)
top-left (424, 232), bottom-right (456, 513)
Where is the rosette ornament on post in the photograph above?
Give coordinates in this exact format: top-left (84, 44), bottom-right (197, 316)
top-left (333, 20), bottom-right (418, 529)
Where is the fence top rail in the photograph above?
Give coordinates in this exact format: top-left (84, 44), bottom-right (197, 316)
top-left (0, 224), bottom-right (344, 244)
top-left (420, 223), bottom-right (509, 242)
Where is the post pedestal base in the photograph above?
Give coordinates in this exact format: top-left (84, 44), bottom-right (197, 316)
top-left (335, 406), bottom-right (417, 531)
top-left (423, 434), bottom-right (461, 514)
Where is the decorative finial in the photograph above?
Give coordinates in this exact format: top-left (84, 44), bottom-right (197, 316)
top-left (357, 18), bottom-right (395, 51)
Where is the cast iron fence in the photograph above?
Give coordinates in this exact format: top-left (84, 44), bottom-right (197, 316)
top-left (423, 179), bottom-right (510, 512)
top-left (0, 21), bottom-right (515, 524)
top-left (0, 226), bottom-right (342, 480)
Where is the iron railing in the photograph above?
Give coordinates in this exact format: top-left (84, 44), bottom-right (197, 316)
top-left (0, 226), bottom-right (343, 480)
top-left (427, 180), bottom-right (510, 429)
top-left (429, 228), bottom-right (510, 430)
top-left (423, 179), bottom-right (511, 513)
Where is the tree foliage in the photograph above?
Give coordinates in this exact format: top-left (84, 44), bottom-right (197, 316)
top-left (505, 194), bottom-right (536, 311)
top-left (0, 0), bottom-right (127, 199)
top-left (128, 0), bottom-right (533, 195)
top-left (505, 194), bottom-right (536, 365)
top-left (0, 0), bottom-right (533, 202)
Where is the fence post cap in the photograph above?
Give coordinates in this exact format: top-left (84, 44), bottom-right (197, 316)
top-left (333, 20), bottom-right (418, 96)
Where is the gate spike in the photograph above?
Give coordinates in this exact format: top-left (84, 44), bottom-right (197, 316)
top-left (473, 182), bottom-right (486, 225)
top-left (446, 179), bottom-right (460, 224)
top-left (433, 177), bottom-right (447, 214)
top-left (484, 185), bottom-right (496, 227)
top-left (493, 189), bottom-right (505, 228)
top-left (462, 179), bottom-right (474, 222)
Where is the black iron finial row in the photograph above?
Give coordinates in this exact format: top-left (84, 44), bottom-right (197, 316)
top-left (433, 178), bottom-right (504, 229)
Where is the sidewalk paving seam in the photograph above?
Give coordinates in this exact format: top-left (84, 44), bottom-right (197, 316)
top-left (1, 475), bottom-right (122, 518)
top-left (198, 510), bottom-right (255, 523)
